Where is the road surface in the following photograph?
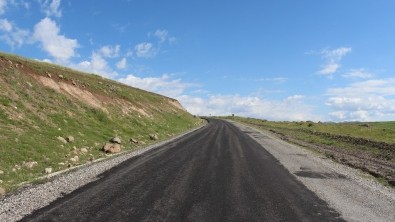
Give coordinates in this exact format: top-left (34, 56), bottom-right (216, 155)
top-left (21, 119), bottom-right (344, 221)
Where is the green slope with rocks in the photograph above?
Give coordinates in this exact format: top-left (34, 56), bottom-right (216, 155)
top-left (0, 52), bottom-right (202, 194)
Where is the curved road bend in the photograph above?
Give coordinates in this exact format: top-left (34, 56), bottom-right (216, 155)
top-left (21, 119), bottom-right (344, 222)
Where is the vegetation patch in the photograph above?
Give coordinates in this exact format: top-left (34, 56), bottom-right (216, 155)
top-left (224, 116), bottom-right (395, 187)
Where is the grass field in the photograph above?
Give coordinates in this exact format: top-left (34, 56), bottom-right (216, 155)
top-left (0, 52), bottom-right (202, 193)
top-left (224, 116), bottom-right (395, 186)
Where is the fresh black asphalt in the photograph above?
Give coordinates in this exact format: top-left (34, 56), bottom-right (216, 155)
top-left (21, 119), bottom-right (344, 221)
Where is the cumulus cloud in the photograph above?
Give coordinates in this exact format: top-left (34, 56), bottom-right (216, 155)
top-left (178, 94), bottom-right (320, 121)
top-left (117, 72), bottom-right (319, 121)
top-left (322, 47), bottom-right (352, 61)
top-left (73, 52), bottom-right (116, 78)
top-left (342, 68), bottom-right (373, 79)
top-left (71, 45), bottom-right (124, 77)
top-left (326, 78), bottom-right (395, 121)
top-left (33, 17), bottom-right (78, 62)
top-left (0, 0), bottom-right (30, 15)
top-left (255, 77), bottom-right (288, 83)
top-left (327, 78), bottom-right (395, 96)
top-left (135, 42), bottom-right (157, 58)
top-left (118, 74), bottom-right (196, 98)
top-left (116, 58), bottom-right (127, 70)
top-left (39, 0), bottom-right (62, 18)
top-left (98, 45), bottom-right (120, 58)
top-left (153, 29), bottom-right (176, 44)
top-left (0, 18), bottom-right (12, 31)
top-left (0, 18), bottom-right (29, 48)
top-left (319, 63), bottom-right (340, 76)
top-left (0, 0), bottom-right (7, 15)
top-left (318, 47), bottom-right (352, 77)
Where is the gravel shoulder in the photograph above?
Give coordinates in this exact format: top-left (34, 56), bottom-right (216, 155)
top-left (229, 120), bottom-right (395, 222)
top-left (0, 124), bottom-right (206, 222)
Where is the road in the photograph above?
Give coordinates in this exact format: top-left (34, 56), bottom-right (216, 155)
top-left (21, 119), bottom-right (344, 222)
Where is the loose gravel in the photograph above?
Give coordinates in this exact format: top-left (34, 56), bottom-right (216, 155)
top-left (230, 120), bottom-right (395, 222)
top-left (0, 124), bottom-right (205, 222)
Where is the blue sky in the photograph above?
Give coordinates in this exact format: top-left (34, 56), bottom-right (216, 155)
top-left (1, 0), bottom-right (395, 121)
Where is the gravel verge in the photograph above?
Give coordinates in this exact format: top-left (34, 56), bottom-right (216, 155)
top-left (230, 120), bottom-right (395, 222)
top-left (0, 123), bottom-right (206, 222)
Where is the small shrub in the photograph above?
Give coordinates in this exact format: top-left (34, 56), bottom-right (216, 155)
top-left (88, 108), bottom-right (109, 123)
top-left (0, 96), bottom-right (12, 106)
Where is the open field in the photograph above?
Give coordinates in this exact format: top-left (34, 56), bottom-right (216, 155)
top-left (224, 116), bottom-right (395, 186)
top-left (0, 52), bottom-right (202, 193)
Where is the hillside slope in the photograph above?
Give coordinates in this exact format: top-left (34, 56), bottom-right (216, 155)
top-left (0, 52), bottom-right (201, 193)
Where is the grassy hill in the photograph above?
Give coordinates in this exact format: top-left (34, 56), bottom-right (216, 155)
top-left (0, 52), bottom-right (202, 193)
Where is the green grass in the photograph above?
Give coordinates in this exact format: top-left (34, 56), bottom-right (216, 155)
top-left (0, 51), bottom-right (203, 193)
top-left (224, 116), bottom-right (395, 163)
top-left (223, 116), bottom-right (395, 186)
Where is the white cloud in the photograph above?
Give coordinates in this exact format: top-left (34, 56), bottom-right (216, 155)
top-left (342, 68), bottom-right (373, 79)
top-left (327, 78), bottom-right (395, 96)
top-left (318, 63), bottom-right (340, 76)
top-left (73, 52), bottom-right (116, 78)
top-left (116, 58), bottom-right (127, 70)
top-left (153, 29), bottom-right (176, 44)
top-left (0, 18), bottom-right (12, 31)
top-left (0, 0), bottom-right (7, 15)
top-left (178, 94), bottom-right (320, 121)
top-left (118, 74), bottom-right (195, 98)
top-left (135, 42), bottom-right (157, 58)
top-left (322, 47), bottom-right (352, 61)
top-left (0, 0), bottom-right (30, 14)
top-left (98, 45), bottom-right (120, 58)
top-left (318, 47), bottom-right (352, 77)
top-left (256, 77), bottom-right (288, 83)
top-left (0, 18), bottom-right (29, 48)
top-left (118, 72), bottom-right (319, 121)
top-left (33, 17), bottom-right (78, 62)
top-left (39, 0), bottom-right (62, 18)
top-left (326, 78), bottom-right (395, 121)
top-left (154, 29), bottom-right (168, 43)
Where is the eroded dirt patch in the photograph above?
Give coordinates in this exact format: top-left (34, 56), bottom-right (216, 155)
top-left (36, 76), bottom-right (106, 112)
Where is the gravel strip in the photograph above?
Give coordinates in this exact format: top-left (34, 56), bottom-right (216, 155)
top-left (0, 124), bottom-right (206, 222)
top-left (230, 120), bottom-right (395, 222)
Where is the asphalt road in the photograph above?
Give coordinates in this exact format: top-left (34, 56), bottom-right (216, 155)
top-left (21, 119), bottom-right (344, 222)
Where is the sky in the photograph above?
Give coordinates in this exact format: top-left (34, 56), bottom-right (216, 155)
top-left (1, 0), bottom-right (395, 122)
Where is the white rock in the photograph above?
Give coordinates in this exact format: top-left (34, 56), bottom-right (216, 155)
top-left (24, 161), bottom-right (38, 169)
top-left (44, 168), bottom-right (52, 174)
top-left (0, 186), bottom-right (5, 195)
top-left (66, 136), bottom-right (74, 143)
top-left (110, 137), bottom-right (122, 144)
top-left (57, 136), bottom-right (67, 144)
top-left (0, 170), bottom-right (4, 174)
top-left (80, 148), bottom-right (88, 153)
top-left (70, 156), bottom-right (79, 162)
